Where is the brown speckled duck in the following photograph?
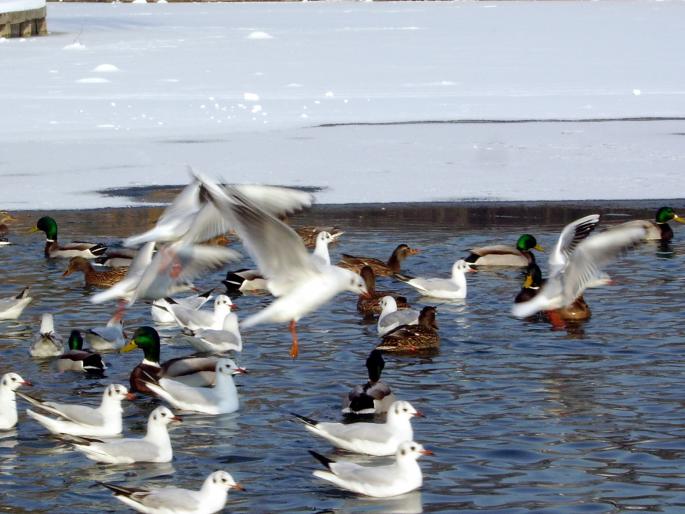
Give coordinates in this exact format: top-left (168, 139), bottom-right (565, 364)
top-left (339, 243), bottom-right (420, 276)
top-left (63, 257), bottom-right (128, 288)
top-left (356, 265), bottom-right (409, 316)
top-left (376, 306), bottom-right (439, 354)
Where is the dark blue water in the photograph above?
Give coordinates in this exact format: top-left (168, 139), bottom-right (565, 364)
top-left (1, 204), bottom-right (685, 513)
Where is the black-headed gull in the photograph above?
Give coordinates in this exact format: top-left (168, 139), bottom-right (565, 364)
top-left (144, 359), bottom-right (245, 415)
top-left (101, 469), bottom-right (244, 514)
top-left (69, 405), bottom-right (180, 464)
top-left (200, 178), bottom-right (368, 358)
top-left (188, 313), bottom-right (242, 353)
top-left (397, 260), bottom-right (475, 300)
top-left (0, 286), bottom-right (32, 321)
top-left (311, 231), bottom-right (335, 266)
top-left (151, 288), bottom-right (213, 324)
top-left (294, 400), bottom-right (421, 456)
top-left (342, 350), bottom-right (396, 416)
top-left (512, 220), bottom-right (646, 319)
top-left (377, 297), bottom-right (419, 337)
top-left (163, 294), bottom-right (235, 332)
top-left (24, 384), bottom-right (134, 437)
top-left (86, 311), bottom-right (126, 352)
top-left (30, 313), bottom-right (63, 358)
top-left (310, 440), bottom-right (432, 498)
top-left (0, 373), bottom-right (32, 430)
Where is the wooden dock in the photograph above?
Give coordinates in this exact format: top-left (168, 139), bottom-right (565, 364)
top-left (0, 5), bottom-right (47, 38)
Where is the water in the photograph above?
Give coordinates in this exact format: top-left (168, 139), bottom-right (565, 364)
top-left (1, 202), bottom-right (685, 513)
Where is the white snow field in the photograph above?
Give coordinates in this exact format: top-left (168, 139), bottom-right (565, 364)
top-left (1, 1), bottom-right (684, 209)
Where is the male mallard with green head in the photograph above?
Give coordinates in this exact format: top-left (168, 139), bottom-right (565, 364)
top-left (466, 233), bottom-right (543, 267)
top-left (121, 326), bottom-right (218, 395)
top-left (31, 216), bottom-right (107, 259)
top-left (57, 330), bottom-right (107, 374)
top-left (638, 206), bottom-right (684, 242)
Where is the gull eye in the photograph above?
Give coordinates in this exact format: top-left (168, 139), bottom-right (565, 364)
top-left (221, 478), bottom-right (227, 483)
top-left (403, 408), bottom-right (408, 413)
top-left (161, 412), bottom-right (167, 417)
top-left (411, 445), bottom-right (416, 451)
top-left (11, 377), bottom-right (16, 382)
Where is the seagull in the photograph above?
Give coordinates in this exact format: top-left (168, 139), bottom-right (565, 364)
top-left (0, 373), bottom-right (32, 430)
top-left (310, 440), bottom-right (432, 498)
top-left (23, 384), bottom-right (134, 437)
top-left (143, 359), bottom-right (246, 415)
top-left (163, 294), bottom-right (236, 332)
top-left (69, 406), bottom-right (180, 464)
top-left (101, 470), bottom-right (244, 514)
top-left (86, 311), bottom-right (127, 352)
top-left (188, 313), bottom-right (242, 353)
top-left (0, 286), bottom-right (32, 321)
top-left (377, 297), bottom-right (419, 337)
top-left (512, 219), bottom-right (646, 319)
top-left (293, 400), bottom-right (422, 456)
top-left (311, 231), bottom-right (335, 266)
top-left (200, 178), bottom-right (368, 358)
top-left (342, 350), bottom-right (396, 416)
top-left (151, 288), bottom-right (214, 324)
top-left (30, 313), bottom-right (64, 358)
top-left (396, 260), bottom-right (475, 299)
top-left (222, 268), bottom-right (268, 295)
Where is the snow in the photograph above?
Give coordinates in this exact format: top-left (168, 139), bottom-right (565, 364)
top-left (1, 2), bottom-right (684, 210)
top-left (0, 0), bottom-right (45, 14)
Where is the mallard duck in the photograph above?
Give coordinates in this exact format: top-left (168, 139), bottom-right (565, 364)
top-left (296, 225), bottom-right (344, 249)
top-left (627, 206), bottom-right (685, 242)
top-left (94, 248), bottom-right (138, 268)
top-left (0, 286), bottom-right (32, 321)
top-left (63, 257), bottom-right (128, 288)
top-left (342, 350), bottom-right (396, 416)
top-left (30, 313), bottom-right (64, 358)
top-left (121, 326), bottom-right (218, 395)
top-left (339, 244), bottom-right (420, 276)
top-left (466, 234), bottom-right (543, 267)
top-left (377, 306), bottom-right (439, 354)
top-left (56, 330), bottom-right (106, 374)
top-left (396, 260), bottom-right (475, 299)
top-left (0, 211), bottom-right (16, 245)
top-left (31, 216), bottom-right (107, 259)
top-left (357, 265), bottom-right (410, 316)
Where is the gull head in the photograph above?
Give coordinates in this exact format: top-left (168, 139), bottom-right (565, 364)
top-left (1, 373), bottom-right (32, 391)
top-left (216, 358), bottom-right (247, 376)
top-left (380, 296), bottom-right (398, 313)
top-left (215, 294), bottom-right (237, 313)
top-left (452, 260), bottom-right (476, 276)
top-left (396, 441), bottom-right (433, 462)
top-left (316, 231), bottom-right (334, 246)
top-left (208, 470), bottom-right (245, 491)
top-left (105, 384), bottom-right (135, 402)
top-left (149, 405), bottom-right (182, 426)
top-left (388, 400), bottom-right (423, 421)
top-left (344, 271), bottom-right (369, 296)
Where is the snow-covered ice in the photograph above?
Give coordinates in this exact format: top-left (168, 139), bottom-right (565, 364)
top-left (0, 2), bottom-right (684, 209)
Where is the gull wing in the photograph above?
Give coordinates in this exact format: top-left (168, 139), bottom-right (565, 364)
top-left (549, 214), bottom-right (600, 276)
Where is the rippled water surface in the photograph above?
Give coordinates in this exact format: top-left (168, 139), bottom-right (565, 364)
top-left (1, 202), bottom-right (685, 513)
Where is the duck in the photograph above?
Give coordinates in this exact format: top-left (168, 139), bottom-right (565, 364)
top-left (377, 306), bottom-right (439, 354)
top-left (0, 372), bottom-right (32, 430)
top-left (222, 268), bottom-right (268, 295)
top-left (0, 286), bottom-right (32, 321)
top-left (94, 247), bottom-right (138, 268)
top-left (377, 296), bottom-right (419, 337)
top-left (121, 326), bottom-right (218, 394)
top-left (30, 313), bottom-right (64, 358)
top-left (627, 206), bottom-right (685, 242)
top-left (86, 311), bottom-right (126, 352)
top-left (31, 216), bottom-right (107, 259)
top-left (0, 211), bottom-right (16, 245)
top-left (465, 234), bottom-right (543, 267)
top-left (63, 256), bottom-right (128, 288)
top-left (342, 350), bottom-right (396, 416)
top-left (356, 265), bottom-right (410, 316)
top-left (396, 260), bottom-right (475, 299)
top-left (296, 225), bottom-right (344, 248)
top-left (338, 243), bottom-right (420, 276)
top-left (310, 441), bottom-right (432, 498)
top-left (56, 330), bottom-right (107, 374)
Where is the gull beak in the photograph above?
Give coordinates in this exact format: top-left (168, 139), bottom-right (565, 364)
top-left (171, 415), bottom-right (183, 423)
top-left (420, 449), bottom-right (434, 456)
top-left (21, 380), bottom-right (33, 387)
top-left (673, 214), bottom-right (685, 223)
top-left (230, 304), bottom-right (239, 311)
top-left (534, 244), bottom-right (544, 252)
top-left (467, 265), bottom-right (477, 273)
top-left (125, 393), bottom-right (136, 401)
top-left (233, 367), bottom-right (248, 375)
top-left (120, 340), bottom-right (138, 353)
top-left (413, 411), bottom-right (425, 418)
top-left (232, 483), bottom-right (246, 491)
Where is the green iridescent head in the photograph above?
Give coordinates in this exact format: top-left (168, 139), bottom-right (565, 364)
top-left (121, 326), bottom-right (160, 363)
top-left (34, 216), bottom-right (58, 240)
top-left (656, 206), bottom-right (685, 224)
top-left (67, 330), bottom-right (84, 351)
top-left (516, 234), bottom-right (543, 252)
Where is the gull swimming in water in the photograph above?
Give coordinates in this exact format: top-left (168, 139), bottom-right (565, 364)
top-left (0, 373), bottom-right (32, 430)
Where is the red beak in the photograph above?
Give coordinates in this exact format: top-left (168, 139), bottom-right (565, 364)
top-left (171, 416), bottom-right (183, 423)
top-left (125, 393), bottom-right (136, 401)
top-left (413, 411), bottom-right (425, 418)
top-left (234, 367), bottom-right (248, 374)
top-left (230, 304), bottom-right (239, 311)
top-left (22, 380), bottom-right (33, 387)
top-left (420, 449), bottom-right (434, 456)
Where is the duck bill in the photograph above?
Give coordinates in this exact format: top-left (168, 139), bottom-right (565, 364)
top-left (120, 340), bottom-right (138, 353)
top-left (125, 393), bottom-right (136, 401)
top-left (534, 244), bottom-right (544, 252)
top-left (673, 214), bottom-right (685, 224)
top-left (420, 449), bottom-right (434, 456)
top-left (27, 226), bottom-right (40, 234)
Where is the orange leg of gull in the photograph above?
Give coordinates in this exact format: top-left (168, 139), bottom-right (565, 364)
top-left (289, 320), bottom-right (299, 359)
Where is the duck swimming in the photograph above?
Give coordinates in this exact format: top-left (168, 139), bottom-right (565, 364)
top-left (630, 206), bottom-right (685, 242)
top-left (31, 216), bottom-right (107, 259)
top-left (466, 234), bottom-right (543, 267)
top-left (377, 306), bottom-right (439, 354)
top-left (56, 330), bottom-right (107, 374)
top-left (356, 265), bottom-right (409, 316)
top-left (342, 350), bottom-right (396, 416)
top-left (338, 243), bottom-right (420, 276)
top-left (63, 257), bottom-right (128, 288)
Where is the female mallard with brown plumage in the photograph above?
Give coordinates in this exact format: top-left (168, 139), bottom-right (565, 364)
top-left (466, 234), bottom-right (543, 267)
top-left (63, 257), bottom-right (128, 288)
top-left (121, 326), bottom-right (218, 395)
top-left (31, 216), bottom-right (107, 259)
top-left (376, 306), bottom-right (439, 354)
top-left (339, 243), bottom-right (420, 277)
top-left (356, 265), bottom-right (409, 316)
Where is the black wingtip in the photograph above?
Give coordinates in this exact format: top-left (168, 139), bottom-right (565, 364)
top-left (198, 287), bottom-right (214, 298)
top-left (99, 482), bottom-right (129, 496)
top-left (291, 412), bottom-right (318, 426)
top-left (309, 450), bottom-right (335, 470)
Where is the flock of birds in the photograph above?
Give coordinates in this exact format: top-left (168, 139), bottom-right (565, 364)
top-left (0, 176), bottom-right (683, 513)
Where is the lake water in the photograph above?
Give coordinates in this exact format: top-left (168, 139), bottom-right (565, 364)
top-left (1, 201), bottom-right (685, 513)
